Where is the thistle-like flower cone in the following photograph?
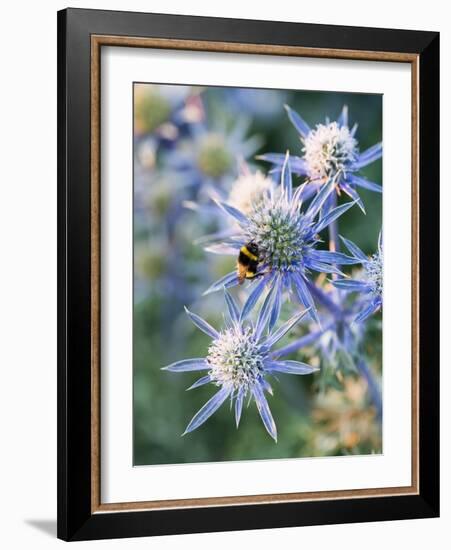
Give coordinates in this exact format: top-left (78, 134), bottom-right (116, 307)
top-left (162, 290), bottom-right (318, 440)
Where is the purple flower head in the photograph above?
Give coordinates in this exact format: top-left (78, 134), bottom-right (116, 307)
top-left (273, 283), bottom-right (382, 417)
top-left (183, 163), bottom-right (278, 246)
top-left (162, 290), bottom-right (317, 441)
top-left (332, 231), bottom-right (383, 322)
top-left (258, 105), bottom-right (382, 213)
top-left (202, 153), bottom-right (360, 325)
top-left (167, 117), bottom-right (262, 192)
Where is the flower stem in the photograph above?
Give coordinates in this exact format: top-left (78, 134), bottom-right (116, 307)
top-left (357, 359), bottom-right (382, 421)
top-left (307, 281), bottom-right (343, 320)
top-left (328, 192), bottom-right (340, 253)
top-left (274, 320), bottom-right (335, 357)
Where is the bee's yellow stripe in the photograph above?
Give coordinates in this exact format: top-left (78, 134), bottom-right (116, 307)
top-left (246, 271), bottom-right (257, 279)
top-left (240, 246), bottom-right (258, 261)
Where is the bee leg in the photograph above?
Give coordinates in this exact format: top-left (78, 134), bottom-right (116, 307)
top-left (251, 270), bottom-right (270, 280)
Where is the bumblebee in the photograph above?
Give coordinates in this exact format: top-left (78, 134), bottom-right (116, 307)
top-left (237, 242), bottom-right (260, 284)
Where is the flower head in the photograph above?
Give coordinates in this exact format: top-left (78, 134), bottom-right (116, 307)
top-left (332, 232), bottom-right (383, 322)
top-left (203, 153), bottom-right (360, 324)
top-left (197, 133), bottom-right (234, 178)
top-left (168, 119), bottom-right (262, 191)
top-left (363, 249), bottom-right (383, 299)
top-left (183, 166), bottom-right (278, 254)
top-left (162, 290), bottom-right (317, 440)
top-left (274, 282), bottom-right (382, 417)
top-left (273, 282), bottom-right (363, 369)
top-left (228, 170), bottom-right (275, 215)
top-left (303, 121), bottom-right (358, 180)
top-left (258, 105), bottom-right (383, 212)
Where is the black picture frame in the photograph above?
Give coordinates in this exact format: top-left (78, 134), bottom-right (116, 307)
top-left (57, 7), bottom-right (439, 541)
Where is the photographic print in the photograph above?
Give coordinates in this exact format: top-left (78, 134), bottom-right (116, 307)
top-left (133, 83), bottom-right (383, 466)
top-left (58, 11), bottom-right (439, 539)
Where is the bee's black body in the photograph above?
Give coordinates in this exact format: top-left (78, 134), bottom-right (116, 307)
top-left (237, 242), bottom-right (260, 283)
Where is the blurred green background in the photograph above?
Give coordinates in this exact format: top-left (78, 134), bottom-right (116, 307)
top-left (133, 84), bottom-right (382, 466)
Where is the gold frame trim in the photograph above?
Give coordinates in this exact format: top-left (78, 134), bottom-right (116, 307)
top-left (90, 35), bottom-right (420, 514)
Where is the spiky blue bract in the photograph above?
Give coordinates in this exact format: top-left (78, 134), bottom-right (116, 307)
top-left (258, 105), bottom-right (382, 210)
top-left (277, 283), bottom-right (366, 373)
top-left (162, 290), bottom-right (317, 441)
top-left (167, 118), bottom-right (262, 192)
top-left (332, 231), bottom-right (383, 322)
top-left (203, 153), bottom-right (360, 321)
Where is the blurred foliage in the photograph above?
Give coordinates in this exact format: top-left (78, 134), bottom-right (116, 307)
top-left (133, 84), bottom-right (382, 465)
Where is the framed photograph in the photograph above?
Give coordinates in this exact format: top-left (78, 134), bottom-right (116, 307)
top-left (57, 8), bottom-right (439, 541)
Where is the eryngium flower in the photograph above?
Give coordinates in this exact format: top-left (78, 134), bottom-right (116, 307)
top-left (258, 105), bottom-right (382, 211)
top-left (162, 290), bottom-right (317, 441)
top-left (203, 153), bottom-right (360, 324)
top-left (168, 118), bottom-right (262, 190)
top-left (332, 232), bottom-right (383, 322)
top-left (228, 169), bottom-right (276, 215)
top-left (274, 283), bottom-right (382, 419)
